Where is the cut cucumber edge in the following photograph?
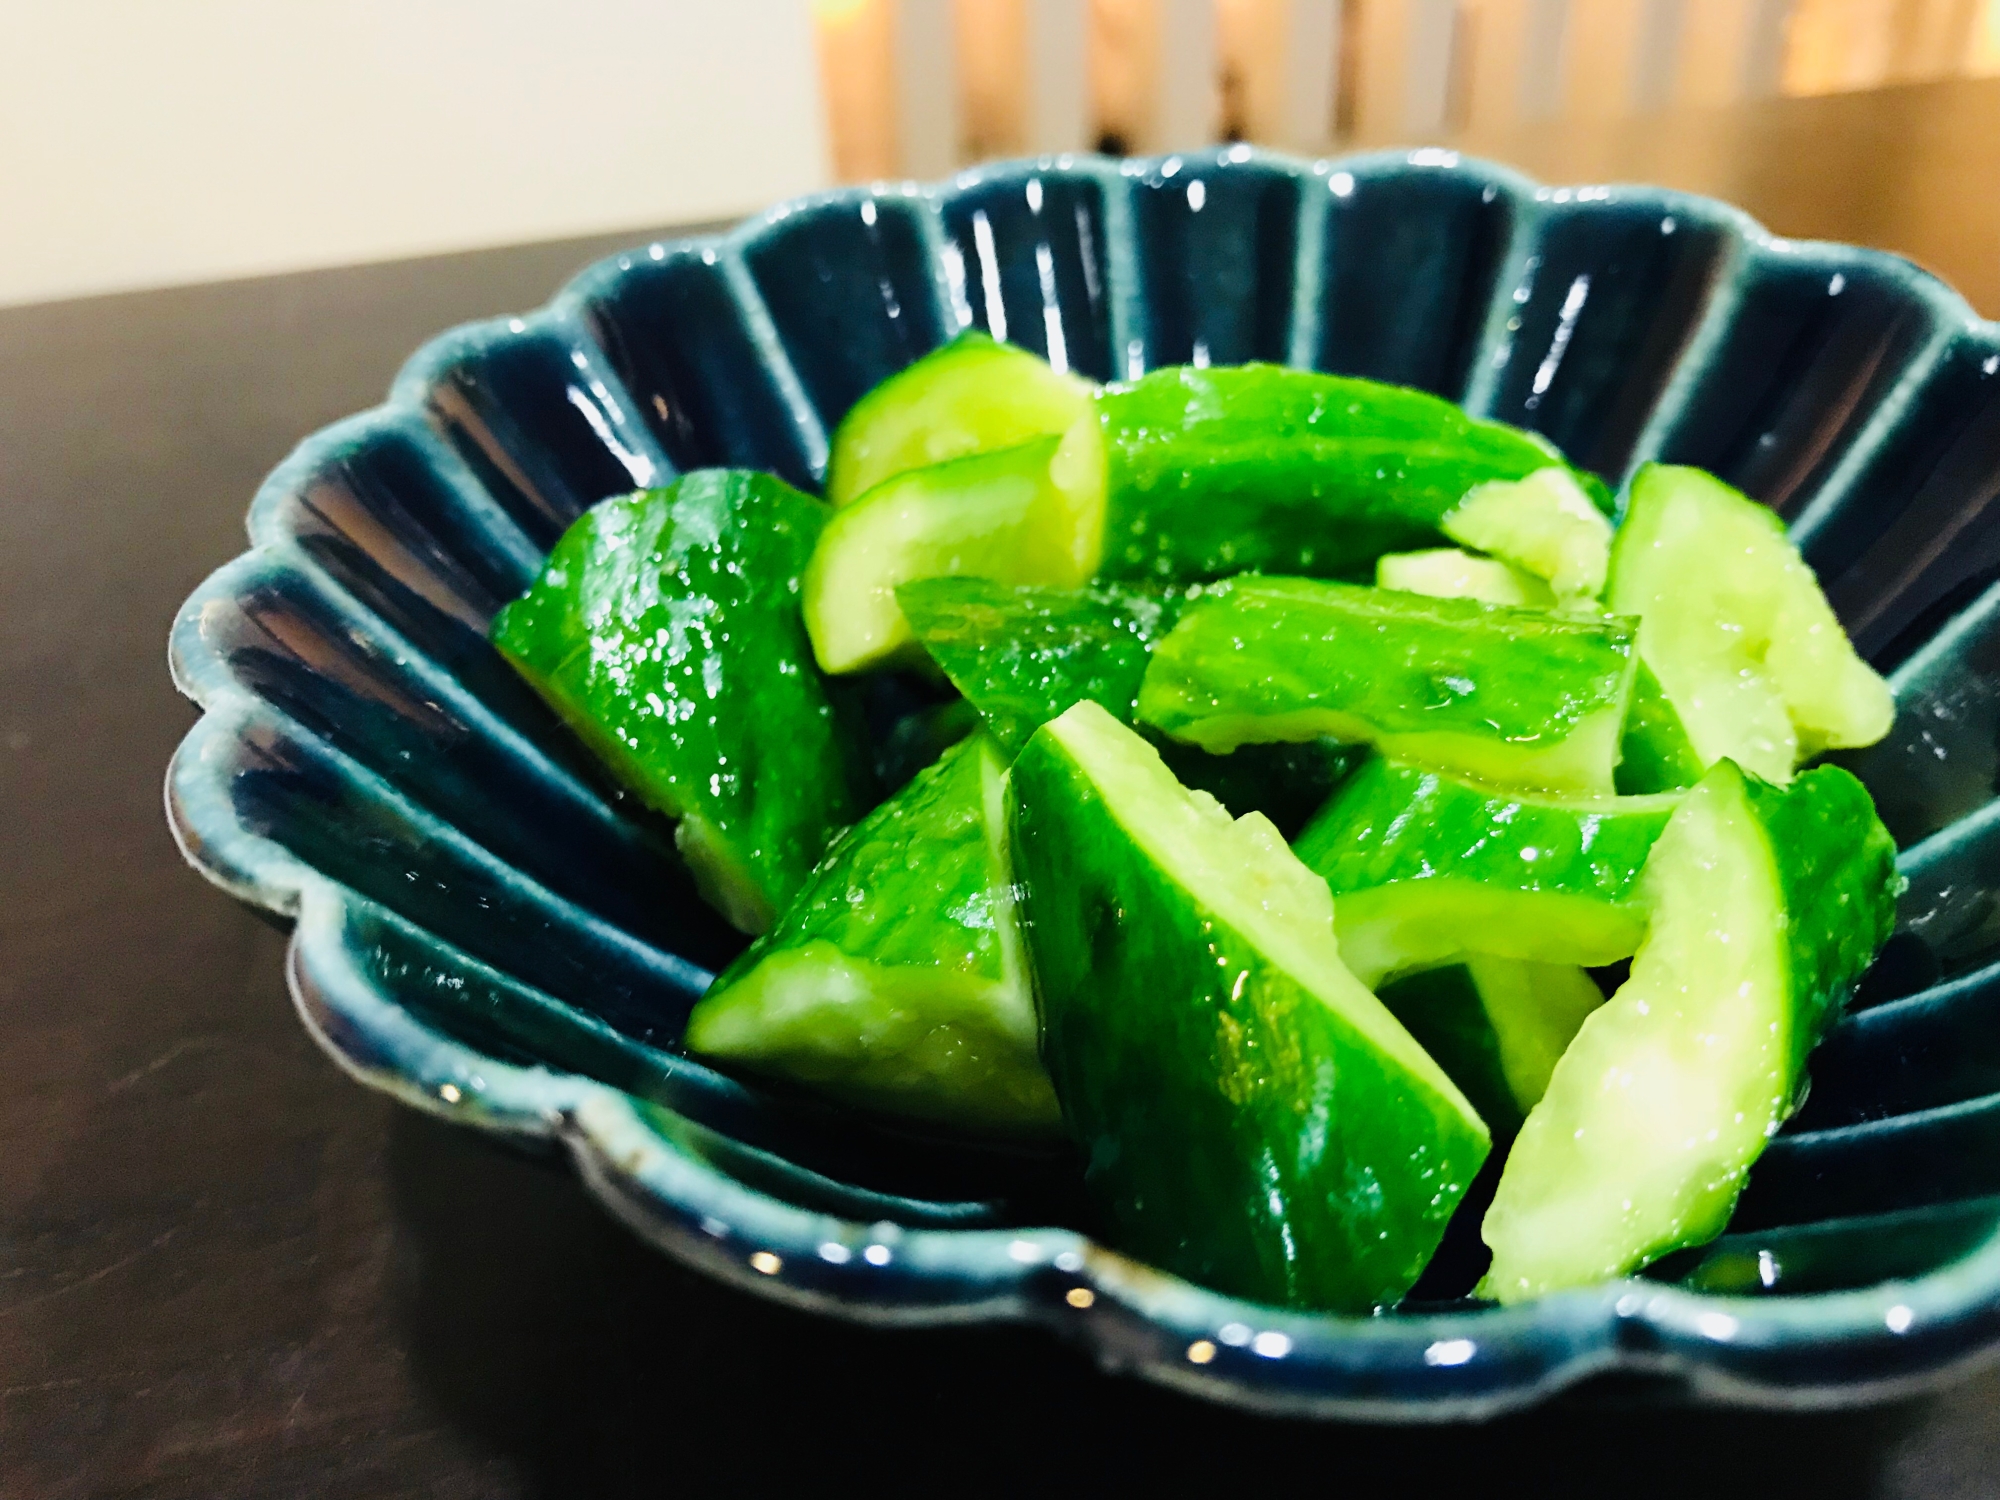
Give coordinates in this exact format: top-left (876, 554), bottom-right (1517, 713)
top-left (1040, 701), bottom-right (1478, 1119)
top-left (1480, 762), bottom-right (1791, 1302)
top-left (684, 736), bottom-right (1058, 1136)
top-left (825, 333), bottom-right (1096, 508)
top-left (802, 426), bottom-right (1108, 674)
top-left (1444, 467), bottom-right (1613, 600)
top-left (1376, 548), bottom-right (1556, 608)
top-left (1606, 464), bottom-right (1894, 782)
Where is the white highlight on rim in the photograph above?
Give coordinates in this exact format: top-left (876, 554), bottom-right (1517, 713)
top-left (1424, 1338), bottom-right (1477, 1367)
top-left (1886, 1304), bottom-right (1914, 1334)
top-left (1037, 241), bottom-right (1069, 374)
top-left (1526, 273), bottom-right (1592, 406)
top-left (1696, 1311), bottom-right (1740, 1341)
top-left (972, 210), bottom-right (1007, 343)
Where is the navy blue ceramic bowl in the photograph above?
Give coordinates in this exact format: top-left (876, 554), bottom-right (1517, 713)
top-left (169, 148), bottom-right (2000, 1418)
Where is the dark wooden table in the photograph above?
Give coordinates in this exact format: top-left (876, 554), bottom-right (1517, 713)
top-left (8, 81), bottom-right (2000, 1497)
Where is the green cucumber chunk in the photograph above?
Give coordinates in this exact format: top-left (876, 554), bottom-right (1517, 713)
top-left (684, 734), bottom-right (1057, 1136)
top-left (899, 576), bottom-right (1362, 833)
top-left (1443, 466), bottom-right (1614, 600)
top-left (1009, 701), bottom-right (1489, 1311)
top-left (1604, 463), bottom-right (1894, 783)
top-left (825, 332), bottom-right (1095, 508)
top-left (896, 576), bottom-right (1176, 755)
top-left (1294, 756), bottom-right (1679, 986)
top-left (492, 470), bottom-right (873, 934)
top-left (1615, 662), bottom-right (1706, 795)
top-left (802, 430), bottom-right (1106, 674)
top-left (1377, 960), bottom-right (1605, 1138)
top-left (1377, 547), bottom-right (1556, 608)
top-left (1138, 576), bottom-right (1639, 795)
top-left (1093, 364), bottom-right (1581, 583)
top-left (1480, 760), bottom-right (1898, 1303)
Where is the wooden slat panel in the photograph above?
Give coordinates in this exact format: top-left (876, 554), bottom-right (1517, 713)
top-left (897, 0), bottom-right (962, 177)
top-left (816, 0), bottom-right (900, 180)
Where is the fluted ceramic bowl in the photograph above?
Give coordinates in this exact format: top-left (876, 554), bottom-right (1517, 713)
top-left (168, 147), bottom-right (2000, 1419)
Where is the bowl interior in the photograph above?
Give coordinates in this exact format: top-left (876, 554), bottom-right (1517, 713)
top-left (167, 147), bottom-right (2000, 1415)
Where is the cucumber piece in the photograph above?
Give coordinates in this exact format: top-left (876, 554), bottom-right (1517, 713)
top-left (1615, 662), bottom-right (1706, 795)
top-left (1009, 701), bottom-right (1489, 1311)
top-left (1604, 464), bottom-right (1894, 783)
top-left (1293, 757), bottom-right (1679, 986)
top-left (684, 734), bottom-right (1058, 1136)
top-left (1376, 548), bottom-right (1556, 608)
top-left (1479, 760), bottom-right (1899, 1303)
top-left (899, 576), bottom-right (1363, 833)
top-left (896, 576), bottom-right (1176, 755)
top-left (1378, 960), bottom-right (1606, 1138)
top-left (1138, 577), bottom-right (1639, 795)
top-left (492, 470), bottom-right (873, 934)
top-left (1443, 466), bottom-right (1613, 600)
top-left (802, 431), bottom-right (1106, 674)
top-left (825, 332), bottom-right (1095, 508)
top-left (1093, 364), bottom-right (1581, 583)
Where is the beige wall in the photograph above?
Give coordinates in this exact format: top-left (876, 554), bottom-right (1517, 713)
top-left (0, 1), bottom-right (831, 308)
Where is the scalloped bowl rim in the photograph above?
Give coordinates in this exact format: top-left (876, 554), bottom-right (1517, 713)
top-left (165, 145), bottom-right (2000, 1420)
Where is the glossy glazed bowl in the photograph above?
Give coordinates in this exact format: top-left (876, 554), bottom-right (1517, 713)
top-left (169, 147), bottom-right (2000, 1419)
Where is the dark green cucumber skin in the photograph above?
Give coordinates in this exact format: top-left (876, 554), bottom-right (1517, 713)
top-left (1745, 764), bottom-right (1900, 1078)
top-left (1377, 967), bottom-right (1526, 1139)
top-left (1140, 576), bottom-right (1636, 750)
top-left (900, 577), bottom-right (1361, 834)
top-left (897, 577), bottom-right (1176, 755)
top-left (492, 470), bottom-right (875, 929)
top-left (1094, 365), bottom-right (1596, 584)
top-left (704, 734), bottom-right (1003, 991)
top-left (1295, 757), bottom-right (1672, 910)
top-left (1616, 663), bottom-right (1706, 795)
top-left (1009, 729), bottom-right (1488, 1313)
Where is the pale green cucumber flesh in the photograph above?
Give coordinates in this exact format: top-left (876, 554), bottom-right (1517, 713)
top-left (826, 332), bottom-right (1095, 507)
top-left (1479, 760), bottom-right (1897, 1302)
top-left (1295, 757), bottom-right (1679, 983)
top-left (802, 427), bottom-right (1107, 674)
top-left (1604, 464), bottom-right (1894, 782)
top-left (1443, 466), bottom-right (1613, 599)
top-left (1010, 701), bottom-right (1488, 1312)
top-left (1331, 883), bottom-right (1650, 990)
top-left (1137, 577), bottom-right (1638, 794)
top-left (685, 734), bottom-right (1057, 1136)
top-left (1376, 548), bottom-right (1556, 608)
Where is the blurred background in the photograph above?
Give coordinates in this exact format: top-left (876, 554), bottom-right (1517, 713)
top-left (3, 0), bottom-right (1998, 310)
